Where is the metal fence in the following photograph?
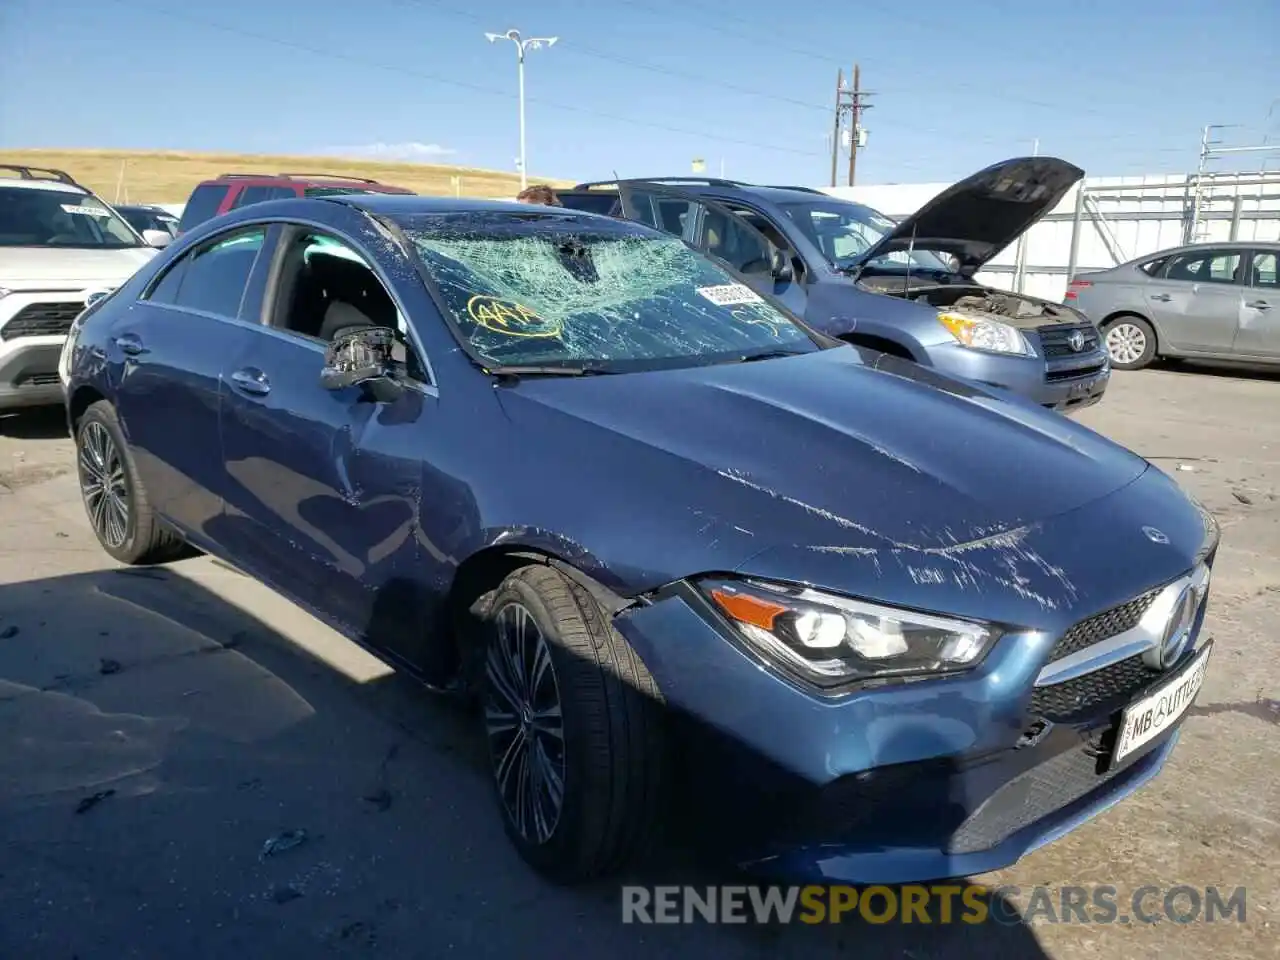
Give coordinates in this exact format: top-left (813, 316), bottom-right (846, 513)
top-left (821, 171), bottom-right (1280, 302)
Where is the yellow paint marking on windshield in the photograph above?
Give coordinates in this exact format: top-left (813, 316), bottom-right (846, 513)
top-left (466, 295), bottom-right (563, 338)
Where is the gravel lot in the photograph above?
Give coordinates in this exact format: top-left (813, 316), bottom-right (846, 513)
top-left (0, 365), bottom-right (1276, 959)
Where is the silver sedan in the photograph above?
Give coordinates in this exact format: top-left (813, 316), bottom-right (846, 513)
top-left (1064, 240), bottom-right (1279, 369)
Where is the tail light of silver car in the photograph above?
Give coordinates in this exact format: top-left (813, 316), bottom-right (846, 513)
top-left (1063, 278), bottom-right (1092, 302)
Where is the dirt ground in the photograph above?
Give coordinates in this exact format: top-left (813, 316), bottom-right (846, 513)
top-left (0, 364), bottom-right (1276, 959)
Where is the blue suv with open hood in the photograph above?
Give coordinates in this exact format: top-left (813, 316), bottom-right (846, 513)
top-left (558, 156), bottom-right (1110, 414)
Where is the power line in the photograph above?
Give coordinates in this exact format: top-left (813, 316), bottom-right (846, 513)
top-left (104, 0), bottom-right (828, 160)
top-left (376, 0), bottom-right (1200, 152)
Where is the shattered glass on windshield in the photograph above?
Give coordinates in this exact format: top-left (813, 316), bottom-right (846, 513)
top-left (409, 223), bottom-right (814, 370)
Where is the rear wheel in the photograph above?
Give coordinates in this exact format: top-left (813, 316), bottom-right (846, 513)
top-left (1102, 315), bottom-right (1157, 370)
top-left (480, 564), bottom-right (664, 883)
top-left (75, 400), bottom-right (189, 565)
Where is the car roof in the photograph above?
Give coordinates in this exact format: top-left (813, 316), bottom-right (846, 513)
top-left (340, 194), bottom-right (576, 216)
top-left (199, 173), bottom-right (408, 190)
top-left (567, 178), bottom-right (834, 206)
top-left (0, 178), bottom-right (88, 195)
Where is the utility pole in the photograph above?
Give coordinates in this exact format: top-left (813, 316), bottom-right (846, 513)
top-left (847, 64), bottom-right (861, 187)
top-left (829, 68), bottom-right (843, 188)
top-left (829, 65), bottom-right (873, 187)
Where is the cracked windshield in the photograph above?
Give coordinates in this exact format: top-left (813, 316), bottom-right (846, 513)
top-left (409, 215), bottom-right (818, 371)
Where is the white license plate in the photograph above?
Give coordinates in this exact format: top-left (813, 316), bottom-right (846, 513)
top-left (1113, 642), bottom-right (1212, 764)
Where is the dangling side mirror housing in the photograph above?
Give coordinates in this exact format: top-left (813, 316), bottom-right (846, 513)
top-left (320, 326), bottom-right (405, 402)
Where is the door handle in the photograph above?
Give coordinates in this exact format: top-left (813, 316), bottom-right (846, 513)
top-left (1149, 293), bottom-right (1172, 302)
top-left (1245, 300), bottom-right (1271, 310)
top-left (230, 367), bottom-right (271, 396)
top-left (114, 332), bottom-right (147, 356)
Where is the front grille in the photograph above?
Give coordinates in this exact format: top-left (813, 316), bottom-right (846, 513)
top-left (1029, 653), bottom-right (1159, 723)
top-left (1046, 361), bottom-right (1106, 382)
top-left (1039, 323), bottom-right (1100, 357)
top-left (946, 740), bottom-right (1136, 854)
top-left (0, 302), bottom-right (83, 340)
top-left (14, 372), bottom-right (61, 387)
top-left (1044, 587), bottom-right (1162, 664)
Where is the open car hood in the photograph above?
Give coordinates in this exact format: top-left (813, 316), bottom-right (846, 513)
top-left (853, 156), bottom-right (1084, 275)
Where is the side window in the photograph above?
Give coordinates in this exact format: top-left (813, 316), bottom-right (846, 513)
top-left (1248, 251), bottom-right (1278, 289)
top-left (234, 185), bottom-right (293, 208)
top-left (1139, 256), bottom-right (1168, 276)
top-left (146, 257), bottom-right (188, 305)
top-left (1164, 250), bottom-right (1242, 286)
top-left (164, 227), bottom-right (267, 318)
top-left (177, 183), bottom-right (229, 233)
top-left (269, 230), bottom-right (431, 384)
top-left (697, 203), bottom-right (774, 277)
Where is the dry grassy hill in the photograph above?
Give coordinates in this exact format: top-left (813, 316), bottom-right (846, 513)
top-left (0, 149), bottom-right (574, 204)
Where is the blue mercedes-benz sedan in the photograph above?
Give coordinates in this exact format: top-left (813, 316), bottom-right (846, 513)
top-left (60, 194), bottom-right (1219, 885)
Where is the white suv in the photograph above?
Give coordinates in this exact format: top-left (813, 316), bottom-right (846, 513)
top-left (0, 165), bottom-right (167, 413)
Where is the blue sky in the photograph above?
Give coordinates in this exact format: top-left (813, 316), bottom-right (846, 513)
top-left (2, 0), bottom-right (1277, 186)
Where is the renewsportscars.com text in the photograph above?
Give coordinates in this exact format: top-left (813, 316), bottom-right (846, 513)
top-left (621, 884), bottom-right (1247, 926)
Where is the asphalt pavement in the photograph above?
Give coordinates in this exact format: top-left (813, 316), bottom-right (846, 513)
top-left (0, 363), bottom-right (1276, 959)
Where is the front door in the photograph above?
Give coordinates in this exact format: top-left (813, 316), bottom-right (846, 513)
top-left (109, 223), bottom-right (274, 542)
top-left (217, 224), bottom-right (437, 664)
top-left (1145, 247), bottom-right (1245, 352)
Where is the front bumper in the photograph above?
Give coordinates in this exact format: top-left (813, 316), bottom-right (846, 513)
top-left (614, 570), bottom-right (1208, 884)
top-left (0, 291), bottom-right (92, 411)
top-left (923, 341), bottom-right (1110, 414)
top-left (0, 338), bottom-right (66, 410)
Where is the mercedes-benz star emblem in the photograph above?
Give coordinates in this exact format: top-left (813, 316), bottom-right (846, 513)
top-left (1067, 330), bottom-right (1086, 352)
top-left (1142, 525), bottom-right (1170, 544)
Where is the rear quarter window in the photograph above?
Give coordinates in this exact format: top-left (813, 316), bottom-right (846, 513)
top-left (1139, 257), bottom-right (1168, 276)
top-left (178, 183), bottom-right (230, 233)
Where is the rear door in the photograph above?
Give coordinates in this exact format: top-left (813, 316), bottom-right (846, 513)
top-left (1144, 248), bottom-right (1245, 352)
top-left (616, 185), bottom-right (805, 312)
top-left (110, 223), bottom-right (277, 540)
top-left (1233, 248), bottom-right (1280, 358)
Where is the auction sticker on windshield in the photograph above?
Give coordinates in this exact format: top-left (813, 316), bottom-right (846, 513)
top-left (61, 203), bottom-right (110, 216)
top-left (1113, 642), bottom-right (1211, 764)
top-left (696, 283), bottom-right (764, 307)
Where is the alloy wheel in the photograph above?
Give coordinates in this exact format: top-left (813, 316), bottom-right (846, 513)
top-left (1105, 322), bottom-right (1147, 365)
top-left (78, 421), bottom-right (130, 549)
top-left (484, 601), bottom-right (567, 845)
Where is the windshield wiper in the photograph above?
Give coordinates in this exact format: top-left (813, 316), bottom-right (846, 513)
top-left (485, 363), bottom-right (618, 382)
top-left (733, 349), bottom-right (811, 363)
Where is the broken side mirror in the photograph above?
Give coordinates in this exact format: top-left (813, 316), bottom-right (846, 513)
top-left (320, 326), bottom-right (405, 402)
top-left (770, 246), bottom-right (794, 282)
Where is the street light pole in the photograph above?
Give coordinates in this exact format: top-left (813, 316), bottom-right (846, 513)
top-left (485, 28), bottom-right (558, 191)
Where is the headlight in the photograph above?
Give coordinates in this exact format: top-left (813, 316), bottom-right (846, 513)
top-left (696, 577), bottom-right (999, 690)
top-left (937, 311), bottom-right (1032, 356)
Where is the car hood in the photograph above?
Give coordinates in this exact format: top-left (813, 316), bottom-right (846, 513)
top-left (852, 156), bottom-right (1084, 276)
top-left (498, 347), bottom-right (1149, 606)
top-left (0, 246), bottom-right (157, 287)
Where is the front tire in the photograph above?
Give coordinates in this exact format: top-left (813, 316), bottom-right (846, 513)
top-left (480, 564), bottom-right (664, 883)
top-left (1102, 315), bottom-right (1157, 370)
top-left (75, 400), bottom-right (188, 565)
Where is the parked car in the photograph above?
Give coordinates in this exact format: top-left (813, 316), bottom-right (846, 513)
top-left (115, 203), bottom-right (180, 242)
top-left (62, 193), bottom-right (1218, 885)
top-left (556, 157), bottom-right (1110, 414)
top-left (1066, 240), bottom-right (1279, 369)
top-left (176, 172), bottom-right (414, 235)
top-left (0, 164), bottom-right (161, 412)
